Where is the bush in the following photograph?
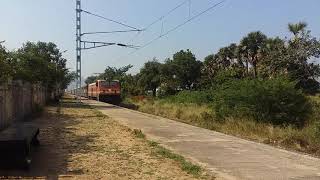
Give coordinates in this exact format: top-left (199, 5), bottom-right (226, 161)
top-left (212, 77), bottom-right (311, 127)
top-left (163, 91), bottom-right (213, 105)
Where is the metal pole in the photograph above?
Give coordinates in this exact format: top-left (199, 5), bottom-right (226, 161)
top-left (76, 0), bottom-right (82, 102)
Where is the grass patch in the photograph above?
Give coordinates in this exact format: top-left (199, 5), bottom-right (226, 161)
top-left (133, 129), bottom-right (146, 139)
top-left (148, 140), bottom-right (159, 147)
top-left (132, 129), bottom-right (203, 177)
top-left (155, 146), bottom-right (201, 176)
top-left (39, 95), bottom-right (204, 179)
top-left (126, 96), bottom-right (320, 157)
top-left (93, 110), bottom-right (108, 118)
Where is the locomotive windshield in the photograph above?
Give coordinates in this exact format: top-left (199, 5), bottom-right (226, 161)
top-left (100, 81), bottom-right (119, 87)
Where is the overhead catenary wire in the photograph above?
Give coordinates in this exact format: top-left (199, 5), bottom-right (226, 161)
top-left (118, 0), bottom-right (226, 61)
top-left (143, 0), bottom-right (190, 31)
top-left (127, 0), bottom-right (190, 44)
top-left (81, 29), bottom-right (142, 36)
top-left (81, 9), bottom-right (142, 31)
top-left (80, 40), bottom-right (139, 50)
top-left (78, 8), bottom-right (142, 51)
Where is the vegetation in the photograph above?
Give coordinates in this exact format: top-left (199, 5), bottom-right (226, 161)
top-left (130, 97), bottom-right (320, 156)
top-left (83, 22), bottom-right (320, 156)
top-left (132, 129), bottom-right (203, 177)
top-left (102, 21), bottom-right (320, 156)
top-left (26, 96), bottom-right (207, 179)
top-left (133, 129), bottom-right (146, 139)
top-left (138, 59), bottom-right (162, 96)
top-left (163, 90), bottom-right (213, 105)
top-left (0, 41), bottom-right (75, 93)
top-left (212, 77), bottom-right (311, 127)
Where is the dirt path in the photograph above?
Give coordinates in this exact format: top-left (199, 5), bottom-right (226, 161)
top-left (83, 99), bottom-right (320, 180)
top-left (0, 97), bottom-right (211, 179)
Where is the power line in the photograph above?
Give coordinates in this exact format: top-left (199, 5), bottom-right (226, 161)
top-left (81, 9), bottom-right (142, 31)
top-left (80, 40), bottom-right (140, 50)
top-left (119, 0), bottom-right (226, 60)
top-left (143, 0), bottom-right (190, 31)
top-left (75, 0), bottom-right (141, 101)
top-left (81, 29), bottom-right (142, 36)
top-left (128, 0), bottom-right (190, 44)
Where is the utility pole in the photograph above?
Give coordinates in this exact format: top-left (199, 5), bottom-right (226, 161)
top-left (76, 0), bottom-right (82, 102)
top-left (74, 0), bottom-right (140, 103)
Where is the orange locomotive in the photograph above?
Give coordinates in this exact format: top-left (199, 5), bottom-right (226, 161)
top-left (87, 80), bottom-right (121, 104)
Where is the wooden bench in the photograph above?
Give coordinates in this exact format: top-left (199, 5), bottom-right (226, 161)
top-left (0, 123), bottom-right (40, 169)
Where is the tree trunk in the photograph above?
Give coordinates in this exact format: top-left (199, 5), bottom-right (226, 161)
top-left (152, 88), bottom-right (156, 97)
top-left (252, 56), bottom-right (257, 78)
top-left (253, 63), bottom-right (257, 78)
top-left (245, 60), bottom-right (249, 76)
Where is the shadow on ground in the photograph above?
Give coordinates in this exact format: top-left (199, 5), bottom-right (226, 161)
top-left (0, 98), bottom-right (99, 180)
top-left (119, 102), bottom-right (139, 110)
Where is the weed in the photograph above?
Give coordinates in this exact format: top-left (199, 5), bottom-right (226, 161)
top-left (132, 129), bottom-right (203, 177)
top-left (133, 129), bottom-right (146, 139)
top-left (128, 96), bottom-right (320, 158)
top-left (155, 146), bottom-right (202, 176)
top-left (148, 141), bottom-right (159, 147)
top-left (94, 110), bottom-right (107, 118)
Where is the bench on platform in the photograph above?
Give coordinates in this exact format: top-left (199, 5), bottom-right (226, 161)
top-left (0, 123), bottom-right (40, 169)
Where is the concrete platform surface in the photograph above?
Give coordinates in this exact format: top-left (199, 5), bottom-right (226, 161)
top-left (84, 100), bottom-right (320, 180)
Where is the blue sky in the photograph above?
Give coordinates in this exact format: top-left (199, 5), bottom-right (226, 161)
top-left (1, 0), bottom-right (320, 78)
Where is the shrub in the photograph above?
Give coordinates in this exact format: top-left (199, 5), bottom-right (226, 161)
top-left (163, 91), bottom-right (213, 105)
top-left (212, 77), bottom-right (311, 127)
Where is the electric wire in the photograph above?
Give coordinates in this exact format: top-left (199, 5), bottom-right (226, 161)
top-left (81, 9), bottom-right (142, 31)
top-left (128, 0), bottom-right (189, 44)
top-left (81, 29), bottom-right (142, 36)
top-left (117, 0), bottom-right (226, 61)
top-left (143, 0), bottom-right (189, 31)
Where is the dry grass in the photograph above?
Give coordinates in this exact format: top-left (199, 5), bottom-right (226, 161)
top-left (132, 130), bottom-right (203, 177)
top-left (137, 100), bottom-right (211, 127)
top-left (128, 98), bottom-right (320, 157)
top-left (0, 97), bottom-right (214, 179)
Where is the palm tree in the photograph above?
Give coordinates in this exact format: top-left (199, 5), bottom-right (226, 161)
top-left (239, 31), bottom-right (267, 78)
top-left (288, 22), bottom-right (307, 36)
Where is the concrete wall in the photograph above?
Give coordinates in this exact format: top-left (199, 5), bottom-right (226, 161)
top-left (0, 81), bottom-right (46, 130)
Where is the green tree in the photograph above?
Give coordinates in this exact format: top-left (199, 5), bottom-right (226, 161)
top-left (14, 42), bottom-right (67, 85)
top-left (61, 71), bottom-right (77, 90)
top-left (201, 44), bottom-right (245, 88)
top-left (1, 41), bottom-right (74, 97)
top-left (201, 54), bottom-right (219, 87)
top-left (162, 49), bottom-right (202, 91)
top-left (85, 75), bottom-right (98, 84)
top-left (288, 22), bottom-right (307, 37)
top-left (138, 59), bottom-right (162, 96)
top-left (216, 43), bottom-right (240, 69)
top-left (286, 22), bottom-right (320, 93)
top-left (0, 45), bottom-right (10, 81)
top-left (99, 65), bottom-right (133, 81)
top-left (122, 74), bottom-right (143, 97)
top-left (239, 31), bottom-right (267, 78)
top-left (259, 37), bottom-right (287, 77)
top-left (160, 58), bottom-right (180, 95)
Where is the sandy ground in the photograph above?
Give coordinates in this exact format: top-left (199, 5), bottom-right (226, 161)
top-left (0, 97), bottom-right (207, 180)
